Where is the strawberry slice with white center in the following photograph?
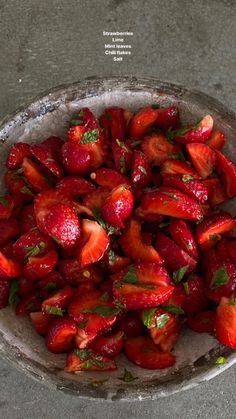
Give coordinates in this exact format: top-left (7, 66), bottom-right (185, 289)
top-left (77, 219), bottom-right (109, 267)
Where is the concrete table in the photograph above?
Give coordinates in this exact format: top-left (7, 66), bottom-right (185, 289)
top-left (0, 1), bottom-right (236, 417)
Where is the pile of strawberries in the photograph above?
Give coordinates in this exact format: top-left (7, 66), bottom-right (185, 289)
top-left (1, 103), bottom-right (236, 373)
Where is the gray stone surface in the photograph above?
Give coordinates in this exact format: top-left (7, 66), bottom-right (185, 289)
top-left (0, 0), bottom-right (236, 417)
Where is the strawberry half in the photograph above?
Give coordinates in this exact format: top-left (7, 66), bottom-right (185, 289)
top-left (182, 274), bottom-right (208, 315)
top-left (131, 150), bottom-right (151, 189)
top-left (215, 296), bottom-right (236, 349)
top-left (141, 133), bottom-right (181, 166)
top-left (77, 219), bottom-right (109, 267)
top-left (169, 219), bottom-right (198, 259)
top-left (82, 187), bottom-right (110, 211)
top-left (162, 175), bottom-right (208, 204)
top-left (12, 228), bottom-right (55, 262)
top-left (61, 142), bottom-right (91, 175)
top-left (186, 143), bottom-right (216, 179)
top-left (90, 330), bottom-right (124, 358)
top-left (58, 259), bottom-right (103, 285)
top-left (46, 316), bottom-right (77, 353)
top-left (138, 187), bottom-right (202, 220)
top-left (155, 106), bottom-right (180, 130)
top-left (22, 158), bottom-right (50, 192)
top-left (0, 251), bottom-right (22, 277)
top-left (30, 142), bottom-right (64, 178)
top-left (30, 311), bottom-right (51, 335)
top-left (100, 185), bottom-right (134, 227)
top-left (6, 142), bottom-right (31, 169)
top-left (129, 106), bottom-right (159, 138)
top-left (56, 176), bottom-right (95, 198)
top-left (64, 348), bottom-right (116, 372)
top-left (111, 139), bottom-right (132, 174)
top-left (115, 311), bottom-right (143, 337)
top-left (174, 115), bottom-right (213, 144)
top-left (195, 212), bottom-right (235, 251)
top-left (125, 335), bottom-right (176, 369)
top-left (119, 218), bottom-right (162, 264)
top-left (160, 159), bottom-right (199, 178)
top-left (203, 177), bottom-right (227, 206)
top-left (91, 168), bottom-right (130, 190)
top-left (215, 150), bottom-right (236, 198)
top-left (34, 189), bottom-right (68, 232)
top-left (23, 250), bottom-right (58, 279)
top-left (4, 170), bottom-right (34, 202)
top-left (99, 107), bottom-right (126, 141)
top-left (207, 130), bottom-right (225, 150)
top-left (42, 286), bottom-right (74, 313)
top-left (111, 263), bottom-right (171, 287)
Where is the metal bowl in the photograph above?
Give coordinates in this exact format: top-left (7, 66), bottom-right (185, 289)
top-left (0, 77), bottom-right (235, 401)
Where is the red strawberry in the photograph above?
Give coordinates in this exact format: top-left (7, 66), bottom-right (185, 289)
top-left (131, 150), bottom-right (151, 189)
top-left (103, 251), bottom-right (130, 273)
top-left (125, 335), bottom-right (176, 369)
top-left (119, 218), bottom-right (162, 264)
top-left (215, 296), bottom-right (236, 349)
top-left (1, 241), bottom-right (15, 259)
top-left (58, 259), bottom-right (103, 285)
top-left (77, 219), bottom-right (109, 267)
top-left (82, 187), bottom-right (110, 211)
top-left (42, 136), bottom-right (64, 154)
top-left (164, 283), bottom-right (186, 308)
top-left (64, 348), bottom-right (116, 372)
top-left (100, 185), bottom-right (134, 227)
top-left (141, 133), bottom-right (181, 166)
top-left (169, 219), bottom-right (198, 259)
top-left (42, 286), bottom-right (74, 313)
top-left (18, 205), bottom-right (37, 234)
top-left (215, 238), bottom-right (231, 263)
top-left (30, 143), bottom-right (64, 178)
top-left (162, 175), bottom-right (208, 204)
top-left (113, 281), bottom-right (174, 310)
top-left (4, 170), bottom-right (34, 201)
top-left (161, 159), bottom-right (199, 178)
top-left (195, 212), bottom-right (235, 251)
top-left (15, 291), bottom-right (45, 315)
top-left (12, 229), bottom-right (55, 262)
top-left (0, 219), bottom-right (19, 246)
top-left (187, 310), bottom-right (215, 333)
top-left (0, 194), bottom-right (22, 219)
top-left (22, 158), bottom-right (50, 192)
top-left (42, 202), bottom-right (81, 248)
top-left (34, 189), bottom-right (70, 231)
top-left (155, 106), bottom-right (179, 130)
top-left (99, 107), bottom-right (126, 141)
top-left (207, 130), bottom-right (225, 150)
top-left (23, 250), bottom-right (58, 279)
top-left (155, 232), bottom-right (197, 273)
top-left (175, 115), bottom-right (213, 144)
top-left (90, 168), bottom-right (130, 190)
top-left (46, 316), bottom-right (77, 353)
top-left (56, 176), bottom-right (95, 197)
top-left (90, 330), bottom-right (124, 358)
top-left (215, 150), bottom-right (236, 198)
top-left (182, 274), bottom-right (208, 315)
top-left (0, 278), bottom-right (10, 308)
top-left (37, 271), bottom-right (66, 292)
top-left (115, 311), bottom-right (143, 337)
top-left (111, 263), bottom-right (171, 287)
top-left (138, 187), bottom-right (202, 220)
top-left (129, 106), bottom-right (159, 138)
top-left (203, 177), bottom-right (227, 206)
top-left (6, 142), bottom-right (31, 169)
top-left (61, 142), bottom-right (91, 175)
top-left (186, 143), bottom-right (216, 179)
top-left (111, 139), bottom-right (132, 174)
top-left (30, 311), bottom-right (51, 335)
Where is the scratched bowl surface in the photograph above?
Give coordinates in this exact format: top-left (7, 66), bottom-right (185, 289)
top-left (0, 77), bottom-right (236, 401)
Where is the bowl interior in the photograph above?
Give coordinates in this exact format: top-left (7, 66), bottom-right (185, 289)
top-left (0, 77), bottom-right (235, 401)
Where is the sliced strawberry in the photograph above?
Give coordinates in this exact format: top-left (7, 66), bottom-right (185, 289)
top-left (0, 194), bottom-right (21, 219)
top-left (161, 159), bottom-right (199, 178)
top-left (6, 142), bottom-right (31, 169)
top-left (90, 330), bottom-right (124, 358)
top-left (182, 274), bottom-right (208, 315)
top-left (111, 139), bottom-right (132, 174)
top-left (131, 150), bottom-right (151, 189)
top-left (186, 143), bottom-right (216, 179)
top-left (100, 185), bottom-right (134, 228)
top-left (64, 348), bottom-right (116, 372)
top-left (4, 170), bottom-right (34, 201)
top-left (46, 316), bottom-right (77, 353)
top-left (77, 219), bottom-right (109, 267)
top-left (155, 106), bottom-right (179, 130)
top-left (115, 311), bottom-right (143, 337)
top-left (42, 286), bottom-right (74, 314)
top-left (18, 205), bottom-right (37, 234)
top-left (23, 250), bottom-right (58, 279)
top-left (141, 133), bottom-right (181, 166)
top-left (30, 311), bottom-right (51, 335)
top-left (12, 229), bottom-right (55, 262)
top-left (129, 106), bottom-right (159, 138)
top-left (60, 142), bottom-right (91, 175)
top-left (0, 219), bottom-right (19, 246)
top-left (111, 263), bottom-right (171, 287)
top-left (169, 219), bottom-right (198, 259)
top-left (82, 187), bottom-right (110, 211)
top-left (202, 177), bottom-right (227, 206)
top-left (207, 130), bottom-right (225, 150)
top-left (187, 310), bottom-right (215, 333)
top-left (215, 296), bottom-right (236, 349)
top-left (196, 212), bottom-right (235, 251)
top-left (113, 281), bottom-right (174, 310)
top-left (215, 150), bottom-right (236, 198)
top-left (175, 115), bottom-right (213, 144)
top-left (37, 271), bottom-right (66, 292)
top-left (99, 107), bottom-right (126, 141)
top-left (56, 176), bottom-right (95, 198)
top-left (138, 187), bottom-right (202, 220)
top-left (30, 142), bottom-right (64, 178)
top-left (0, 278), bottom-right (10, 309)
top-left (58, 259), bottom-right (103, 285)
top-left (91, 168), bottom-right (130, 190)
top-left (42, 202), bottom-right (81, 248)
top-left (22, 158), bottom-right (50, 192)
top-left (125, 335), bottom-right (176, 369)
top-left (42, 136), bottom-right (64, 153)
top-left (155, 232), bottom-right (197, 274)
top-left (34, 188), bottom-right (69, 232)
top-left (119, 218), bottom-right (162, 264)
top-left (162, 175), bottom-right (208, 204)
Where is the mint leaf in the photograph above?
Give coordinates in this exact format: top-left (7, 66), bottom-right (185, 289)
top-left (151, 104), bottom-right (160, 109)
top-left (174, 126), bottom-right (190, 136)
top-left (142, 308), bottom-right (156, 328)
top-left (78, 319), bottom-right (88, 329)
top-left (214, 356), bottom-right (226, 365)
top-left (118, 368), bottom-right (138, 382)
top-left (25, 241), bottom-right (46, 259)
top-left (44, 305), bottom-right (64, 316)
top-left (210, 234), bottom-right (219, 241)
top-left (156, 313), bottom-right (170, 328)
top-left (183, 282), bottom-right (190, 295)
top-left (43, 282), bottom-right (57, 292)
top-left (8, 279), bottom-right (19, 308)
top-left (173, 265), bottom-right (188, 283)
top-left (99, 292), bottom-right (109, 302)
top-left (122, 265), bottom-right (138, 284)
top-left (166, 128), bottom-right (174, 141)
top-left (0, 196), bottom-right (9, 207)
top-left (74, 348), bottom-right (91, 359)
top-left (163, 304), bottom-right (184, 315)
top-left (138, 165), bottom-right (147, 175)
top-left (108, 249), bottom-right (115, 264)
top-left (210, 267), bottom-right (228, 289)
top-left (182, 174), bottom-right (194, 182)
top-left (80, 129), bottom-right (98, 144)
top-left (82, 305), bottom-right (120, 316)
top-left (162, 191), bottom-right (179, 200)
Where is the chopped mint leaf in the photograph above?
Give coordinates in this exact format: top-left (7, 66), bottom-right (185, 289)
top-left (52, 236), bottom-right (62, 245)
top-left (44, 305), bottom-right (64, 316)
top-left (122, 265), bottom-right (138, 284)
top-left (118, 368), bottom-right (138, 382)
top-left (78, 319), bottom-right (88, 329)
top-left (183, 282), bottom-right (190, 295)
top-left (211, 267), bottom-right (228, 289)
top-left (162, 191), bottom-right (179, 200)
top-left (25, 241), bottom-right (46, 259)
top-left (99, 292), bottom-right (109, 302)
top-left (82, 305), bottom-right (120, 316)
top-left (138, 165), bottom-right (147, 175)
top-left (156, 313), bottom-right (170, 328)
top-left (174, 126), bottom-right (190, 136)
top-left (163, 304), bottom-right (185, 315)
top-left (158, 221), bottom-right (170, 228)
top-left (142, 308), bottom-right (156, 328)
top-left (8, 279), bottom-right (19, 308)
top-left (108, 249), bottom-right (115, 264)
top-left (80, 129), bottom-right (98, 144)
top-left (0, 196), bottom-right (8, 207)
top-left (173, 265), bottom-right (189, 283)
top-left (151, 104), bottom-right (160, 109)
top-left (214, 356), bottom-right (226, 365)
top-left (43, 282), bottom-right (57, 292)
top-left (229, 295), bottom-right (236, 305)
top-left (166, 127), bottom-right (175, 141)
top-left (74, 348), bottom-right (91, 359)
top-left (105, 112), bottom-right (112, 121)
top-left (210, 234), bottom-right (219, 241)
